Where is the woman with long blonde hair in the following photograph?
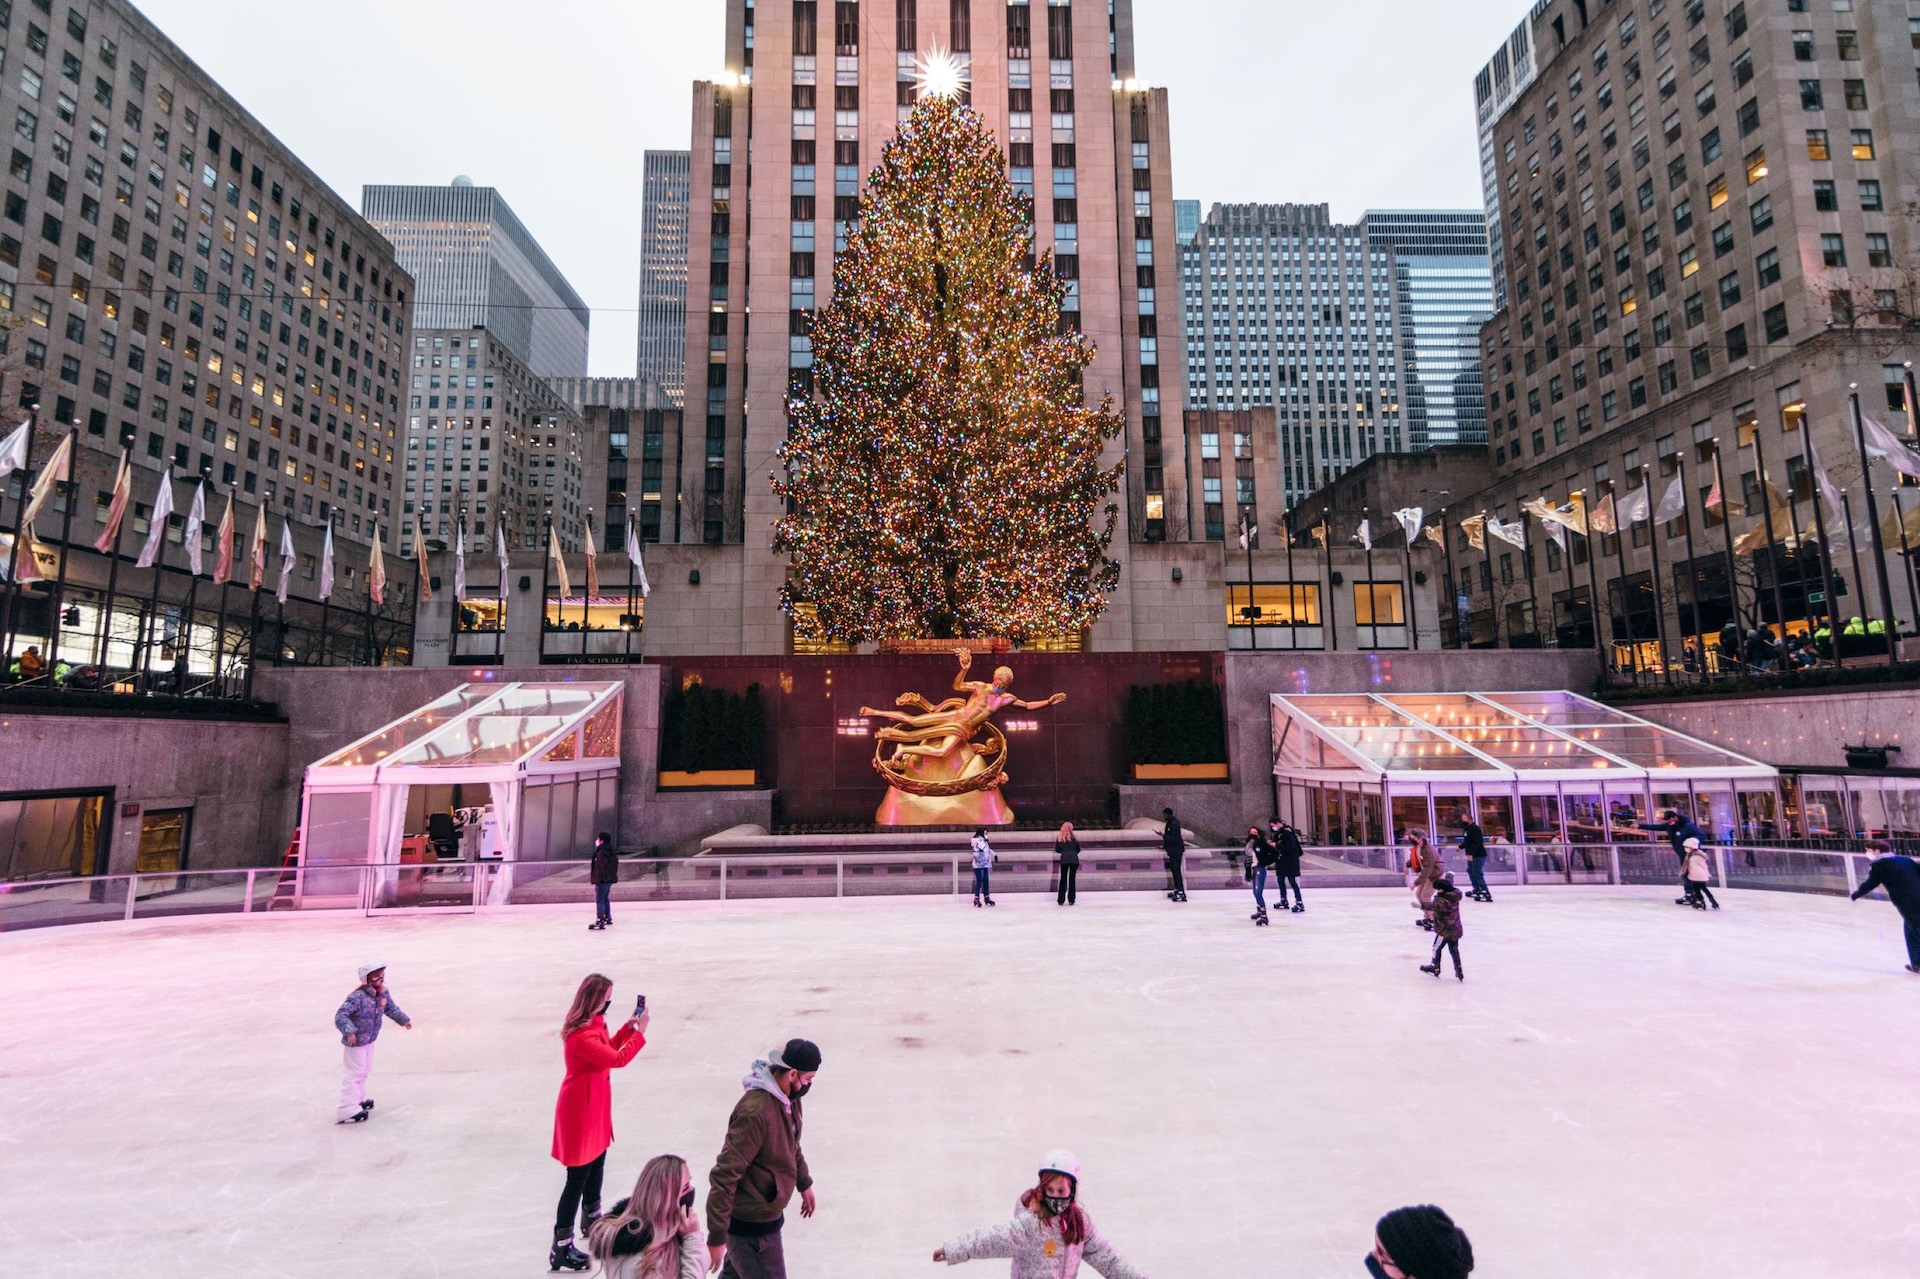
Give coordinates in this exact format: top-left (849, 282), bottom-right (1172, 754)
top-left (549, 973), bottom-right (649, 1272)
top-left (587, 1154), bottom-right (704, 1279)
top-left (1054, 822), bottom-right (1082, 906)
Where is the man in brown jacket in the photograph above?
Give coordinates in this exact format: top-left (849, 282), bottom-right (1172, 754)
top-left (707, 1037), bottom-right (822, 1278)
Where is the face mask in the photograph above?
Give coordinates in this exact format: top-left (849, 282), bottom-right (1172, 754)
top-left (790, 1081), bottom-right (811, 1099)
top-left (680, 1190), bottom-right (696, 1211)
top-left (1364, 1256), bottom-right (1390, 1279)
top-left (1042, 1195), bottom-right (1074, 1217)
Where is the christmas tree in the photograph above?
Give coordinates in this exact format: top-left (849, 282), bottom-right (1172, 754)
top-left (773, 85), bottom-right (1124, 645)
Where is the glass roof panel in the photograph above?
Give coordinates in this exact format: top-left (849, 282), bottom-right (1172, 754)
top-left (393, 714), bottom-right (578, 767)
top-left (1555, 724), bottom-right (1753, 770)
top-left (1383, 694), bottom-right (1537, 730)
top-left (318, 686), bottom-right (497, 768)
top-left (1481, 690), bottom-right (1641, 727)
top-left (1280, 695), bottom-right (1492, 772)
top-left (1447, 724), bottom-right (1626, 770)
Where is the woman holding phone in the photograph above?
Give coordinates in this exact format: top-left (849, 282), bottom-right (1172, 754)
top-left (549, 973), bottom-right (650, 1272)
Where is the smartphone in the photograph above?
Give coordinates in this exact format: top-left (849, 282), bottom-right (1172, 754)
top-left (634, 993), bottom-right (648, 1017)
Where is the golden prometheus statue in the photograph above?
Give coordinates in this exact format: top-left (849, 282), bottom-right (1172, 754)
top-left (861, 647), bottom-right (1067, 826)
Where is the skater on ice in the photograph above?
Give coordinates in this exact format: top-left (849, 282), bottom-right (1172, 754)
top-left (971, 827), bottom-right (998, 907)
top-left (1367, 1204), bottom-right (1475, 1279)
top-left (1054, 822), bottom-right (1081, 906)
top-left (1407, 830), bottom-right (1442, 930)
top-left (1680, 838), bottom-right (1719, 910)
top-left (588, 1153), bottom-right (706, 1279)
top-left (590, 831), bottom-right (619, 931)
top-left (332, 962), bottom-right (411, 1125)
top-left (1644, 807), bottom-right (1708, 899)
top-left (1272, 818), bottom-right (1305, 913)
top-left (707, 1037), bottom-right (821, 1279)
top-left (1849, 846), bottom-right (1920, 971)
top-left (1420, 873), bottom-right (1466, 982)
top-left (1455, 809), bottom-right (1491, 903)
top-left (1161, 808), bottom-right (1187, 902)
top-left (550, 973), bottom-right (650, 1272)
top-left (933, 1149), bottom-right (1148, 1279)
top-left (1245, 824), bottom-right (1278, 924)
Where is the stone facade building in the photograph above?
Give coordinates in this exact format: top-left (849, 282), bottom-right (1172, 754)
top-left (1455, 0), bottom-right (1920, 659)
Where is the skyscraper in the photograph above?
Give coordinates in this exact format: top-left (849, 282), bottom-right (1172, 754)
top-left (1173, 198), bottom-right (1201, 246)
top-left (679, 0), bottom-right (1190, 651)
top-left (1178, 204), bottom-right (1402, 510)
top-left (1473, 12), bottom-right (1543, 311)
top-left (636, 151), bottom-right (691, 405)
top-left (1364, 211), bottom-right (1494, 448)
top-left (363, 180), bottom-right (589, 379)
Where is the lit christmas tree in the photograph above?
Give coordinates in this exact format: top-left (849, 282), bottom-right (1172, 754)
top-left (773, 70), bottom-right (1123, 645)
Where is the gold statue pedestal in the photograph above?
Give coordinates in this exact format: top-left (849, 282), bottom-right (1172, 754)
top-left (862, 649), bottom-right (1066, 828)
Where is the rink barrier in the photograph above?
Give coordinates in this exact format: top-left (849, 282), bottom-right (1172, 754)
top-left (0, 843), bottom-right (1890, 932)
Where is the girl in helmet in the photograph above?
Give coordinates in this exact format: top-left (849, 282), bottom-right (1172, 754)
top-left (932, 1150), bottom-right (1148, 1279)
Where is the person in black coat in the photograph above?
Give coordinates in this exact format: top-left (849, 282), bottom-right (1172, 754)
top-left (1054, 822), bottom-right (1083, 906)
top-left (1851, 851), bottom-right (1920, 972)
top-left (588, 831), bottom-right (619, 931)
top-left (1270, 819), bottom-right (1305, 913)
top-left (1161, 807), bottom-right (1187, 902)
top-left (1456, 810), bottom-right (1491, 903)
top-left (1244, 826), bottom-right (1277, 922)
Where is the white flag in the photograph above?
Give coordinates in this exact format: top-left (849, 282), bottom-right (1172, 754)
top-left (182, 481), bottom-right (207, 576)
top-left (626, 513), bottom-right (651, 598)
top-left (452, 522), bottom-right (467, 603)
top-left (276, 517), bottom-right (295, 604)
top-left (1544, 518), bottom-right (1568, 551)
top-left (1392, 507), bottom-right (1424, 545)
top-left (1616, 484), bottom-right (1651, 526)
top-left (548, 522), bottom-right (571, 599)
top-left (318, 522), bottom-right (335, 600)
top-left (1807, 437), bottom-right (1847, 525)
top-left (1355, 518), bottom-right (1373, 552)
top-left (368, 523), bottom-right (387, 607)
top-left (1861, 414), bottom-right (1920, 479)
top-left (411, 520), bottom-right (430, 602)
top-left (1653, 476), bottom-right (1687, 525)
top-left (22, 431), bottom-right (72, 528)
top-left (95, 449), bottom-right (133, 553)
top-left (248, 501), bottom-right (268, 592)
top-left (0, 419), bottom-right (27, 485)
top-left (1487, 516), bottom-right (1529, 550)
top-left (135, 468), bottom-right (174, 569)
top-left (584, 513), bottom-right (600, 600)
top-left (495, 519), bottom-right (510, 593)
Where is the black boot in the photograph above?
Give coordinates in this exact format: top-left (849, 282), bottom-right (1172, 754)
top-left (1419, 963), bottom-right (1440, 976)
top-left (549, 1237), bottom-right (590, 1272)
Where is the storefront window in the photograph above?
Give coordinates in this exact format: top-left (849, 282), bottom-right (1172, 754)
top-left (1521, 792), bottom-right (1563, 844)
top-left (1477, 793), bottom-right (1516, 842)
top-left (0, 791), bottom-right (109, 880)
top-left (1562, 790), bottom-right (1609, 843)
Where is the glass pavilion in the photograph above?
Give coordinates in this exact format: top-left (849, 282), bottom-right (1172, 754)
top-left (1270, 691), bottom-right (1779, 847)
top-left (299, 682), bottom-right (623, 905)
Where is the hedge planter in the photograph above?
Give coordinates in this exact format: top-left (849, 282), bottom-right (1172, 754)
top-left (1131, 762), bottom-right (1230, 782)
top-left (659, 769), bottom-right (759, 789)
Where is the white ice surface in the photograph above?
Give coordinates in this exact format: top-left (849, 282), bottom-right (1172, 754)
top-left (3, 887), bottom-right (1918, 1278)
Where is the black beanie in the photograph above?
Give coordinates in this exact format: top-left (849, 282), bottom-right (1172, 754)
top-left (1376, 1205), bottom-right (1474, 1279)
top-left (774, 1037), bottom-right (823, 1073)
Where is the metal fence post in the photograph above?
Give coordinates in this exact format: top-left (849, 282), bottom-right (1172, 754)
top-left (1714, 847), bottom-right (1729, 889)
top-left (123, 874), bottom-right (138, 921)
top-left (952, 857), bottom-right (960, 896)
top-left (836, 858), bottom-right (844, 899)
top-left (1609, 844), bottom-right (1622, 886)
top-left (1515, 844), bottom-right (1528, 886)
top-left (1842, 853), bottom-right (1859, 896)
top-left (719, 859), bottom-right (728, 902)
top-left (244, 868), bottom-right (256, 913)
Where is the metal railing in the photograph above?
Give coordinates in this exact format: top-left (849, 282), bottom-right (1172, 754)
top-left (0, 843), bottom-right (1893, 934)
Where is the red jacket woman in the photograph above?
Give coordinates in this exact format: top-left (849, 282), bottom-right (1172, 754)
top-left (549, 974), bottom-right (650, 1272)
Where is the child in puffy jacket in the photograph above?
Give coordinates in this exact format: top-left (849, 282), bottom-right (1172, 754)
top-left (935, 1150), bottom-right (1147, 1279)
top-left (1681, 837), bottom-right (1720, 910)
top-left (1420, 875), bottom-right (1466, 982)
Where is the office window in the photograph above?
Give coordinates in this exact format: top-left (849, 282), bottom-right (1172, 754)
top-left (1749, 195), bottom-right (1772, 233)
top-left (1799, 80), bottom-right (1823, 110)
top-left (1755, 247), bottom-right (1780, 288)
top-left (1352, 581), bottom-right (1405, 627)
top-left (1843, 80), bottom-right (1867, 111)
top-left (1700, 129), bottom-right (1722, 163)
top-left (1725, 324), bottom-right (1748, 362)
top-left (1690, 344), bottom-right (1711, 377)
top-left (1763, 303), bottom-right (1787, 342)
top-left (1812, 180), bottom-right (1836, 211)
top-left (1820, 234), bottom-right (1846, 268)
top-left (1718, 271), bottom-right (1741, 308)
top-left (1850, 129), bottom-right (1874, 161)
top-left (1792, 31), bottom-right (1813, 62)
top-left (1867, 233), bottom-right (1891, 268)
top-left (1858, 180), bottom-right (1883, 212)
top-left (1695, 82), bottom-right (1717, 117)
top-left (1707, 175), bottom-right (1728, 209)
top-left (1744, 147), bottom-right (1767, 184)
top-left (1806, 129), bottom-right (1829, 160)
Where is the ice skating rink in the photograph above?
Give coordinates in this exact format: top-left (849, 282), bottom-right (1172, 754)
top-left (3, 886), bottom-right (1917, 1278)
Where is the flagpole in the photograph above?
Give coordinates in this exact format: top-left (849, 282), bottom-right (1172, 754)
top-left (1639, 468), bottom-right (1673, 687)
top-left (1360, 505), bottom-right (1378, 650)
top-left (44, 428), bottom-right (79, 674)
top-left (0, 407), bottom-right (39, 666)
top-left (1780, 477), bottom-right (1811, 666)
top-left (1709, 440), bottom-right (1745, 659)
top-left (1745, 425), bottom-right (1790, 647)
top-left (1320, 509), bottom-right (1337, 652)
top-left (541, 508), bottom-right (554, 661)
top-left (1797, 416), bottom-right (1843, 668)
top-left (245, 556), bottom-right (261, 700)
top-left (450, 504), bottom-right (465, 658)
top-left (582, 508), bottom-right (593, 659)
top-left (1606, 484), bottom-right (1636, 678)
top-left (1438, 507), bottom-right (1458, 648)
top-left (1674, 454), bottom-right (1711, 681)
top-left (96, 479), bottom-right (126, 670)
top-left (137, 477), bottom-right (170, 692)
top-left (1892, 486), bottom-right (1920, 628)
top-left (1400, 517), bottom-right (1419, 652)
top-left (1239, 509), bottom-right (1258, 652)
top-left (496, 521), bottom-right (507, 665)
top-left (1839, 489), bottom-right (1877, 664)
top-left (178, 482), bottom-right (204, 693)
top-left (1578, 495), bottom-right (1604, 665)
top-left (624, 512), bottom-right (637, 661)
top-left (1476, 514), bottom-right (1499, 647)
top-left (211, 493), bottom-right (234, 696)
top-left (1283, 509), bottom-right (1298, 652)
top-left (1849, 385), bottom-right (1901, 670)
top-left (316, 517), bottom-right (333, 667)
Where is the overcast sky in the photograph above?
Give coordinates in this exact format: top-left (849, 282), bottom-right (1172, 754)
top-left (137, 0), bottom-right (1525, 376)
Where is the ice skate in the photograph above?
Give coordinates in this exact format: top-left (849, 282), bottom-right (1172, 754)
top-left (985, 896), bottom-right (996, 906)
top-left (1253, 909), bottom-right (1269, 926)
top-left (972, 896), bottom-right (982, 908)
top-left (337, 1110), bottom-right (369, 1124)
top-left (1419, 962), bottom-right (1440, 977)
top-left (1454, 969), bottom-right (1465, 981)
top-left (588, 920), bottom-right (603, 931)
top-left (548, 1238), bottom-right (590, 1272)
top-left (1291, 902), bottom-right (1304, 913)
top-left (360, 1099), bottom-right (374, 1112)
